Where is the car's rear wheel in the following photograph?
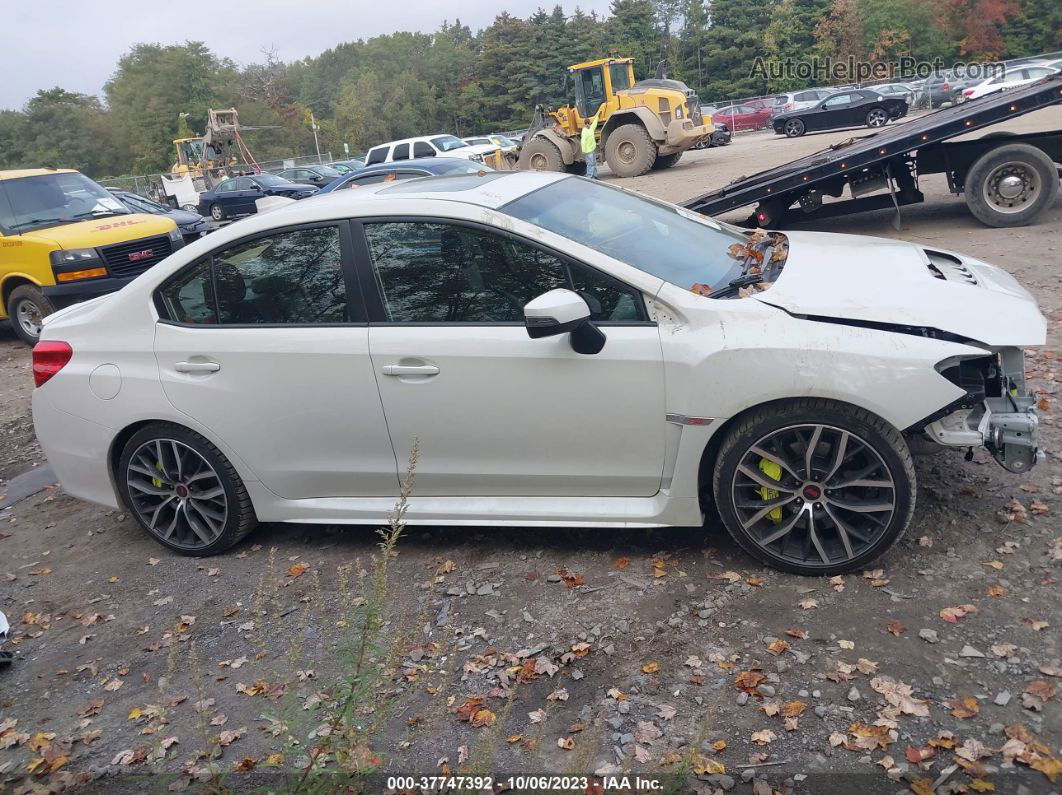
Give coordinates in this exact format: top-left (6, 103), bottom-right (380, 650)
top-left (865, 108), bottom-right (889, 127)
top-left (712, 399), bottom-right (915, 575)
top-left (209, 203), bottom-right (226, 221)
top-left (7, 284), bottom-right (55, 345)
top-left (118, 423), bottom-right (257, 556)
top-left (783, 119), bottom-right (805, 137)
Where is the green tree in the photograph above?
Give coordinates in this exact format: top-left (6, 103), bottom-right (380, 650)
top-left (701, 0), bottom-right (779, 99)
top-left (1003, 0), bottom-right (1062, 54)
top-left (105, 42), bottom-right (232, 173)
top-left (763, 0), bottom-right (832, 91)
top-left (607, 0), bottom-right (661, 79)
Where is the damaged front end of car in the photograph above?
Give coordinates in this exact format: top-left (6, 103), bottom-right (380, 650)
top-left (919, 348), bottom-right (1042, 473)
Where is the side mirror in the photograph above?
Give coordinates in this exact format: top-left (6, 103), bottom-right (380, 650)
top-left (523, 288), bottom-right (606, 355)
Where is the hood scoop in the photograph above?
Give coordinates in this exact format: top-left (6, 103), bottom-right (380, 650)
top-left (926, 250), bottom-right (978, 285)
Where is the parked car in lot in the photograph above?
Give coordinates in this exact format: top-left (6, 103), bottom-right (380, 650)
top-left (0, 168), bottom-right (181, 344)
top-left (463, 134), bottom-right (519, 154)
top-left (364, 135), bottom-right (494, 165)
top-left (922, 72), bottom-right (979, 107)
top-left (317, 158), bottom-right (494, 194)
top-left (772, 89), bottom-right (837, 114)
top-left (107, 188), bottom-right (208, 244)
top-left (275, 164), bottom-right (344, 187)
top-left (773, 89), bottom-right (908, 137)
top-left (328, 159), bottom-right (366, 174)
top-left (962, 65), bottom-right (1059, 101)
top-left (708, 104), bottom-right (774, 131)
top-left (33, 172), bottom-right (1045, 574)
top-left (196, 174), bottom-right (317, 221)
top-left (694, 121), bottom-right (732, 148)
top-left (868, 82), bottom-right (917, 105)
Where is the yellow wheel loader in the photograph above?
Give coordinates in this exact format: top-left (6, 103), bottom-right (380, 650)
top-left (517, 58), bottom-right (714, 178)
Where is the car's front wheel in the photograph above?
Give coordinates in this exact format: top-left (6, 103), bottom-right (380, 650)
top-left (712, 399), bottom-right (915, 575)
top-left (6, 284), bottom-right (55, 345)
top-left (118, 423), bottom-right (257, 556)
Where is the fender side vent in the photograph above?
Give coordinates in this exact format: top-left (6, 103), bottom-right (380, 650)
top-left (925, 249), bottom-right (978, 285)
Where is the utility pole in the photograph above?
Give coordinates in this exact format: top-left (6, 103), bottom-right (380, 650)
top-left (310, 112), bottom-right (321, 160)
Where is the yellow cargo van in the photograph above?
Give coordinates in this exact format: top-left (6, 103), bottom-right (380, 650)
top-left (0, 168), bottom-right (182, 344)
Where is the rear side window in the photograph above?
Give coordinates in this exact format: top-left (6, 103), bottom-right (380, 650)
top-left (795, 92), bottom-right (817, 102)
top-left (366, 146), bottom-right (388, 165)
top-left (392, 143), bottom-right (410, 161)
top-left (413, 141), bottom-right (434, 158)
top-left (158, 226), bottom-right (347, 325)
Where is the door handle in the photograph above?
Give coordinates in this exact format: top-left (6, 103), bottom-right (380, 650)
top-left (174, 361), bottom-right (221, 374)
top-left (381, 364), bottom-right (439, 377)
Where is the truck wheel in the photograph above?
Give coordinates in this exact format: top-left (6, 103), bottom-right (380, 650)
top-left (712, 399), bottom-right (916, 576)
top-left (965, 143), bottom-right (1059, 227)
top-left (782, 119), bottom-right (805, 137)
top-left (604, 123), bottom-right (657, 177)
top-left (651, 152), bottom-right (682, 170)
top-left (518, 137), bottom-right (565, 172)
top-left (7, 284), bottom-right (56, 346)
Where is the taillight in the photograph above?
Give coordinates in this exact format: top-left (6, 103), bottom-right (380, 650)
top-left (32, 341), bottom-right (72, 387)
top-left (943, 82), bottom-right (950, 91)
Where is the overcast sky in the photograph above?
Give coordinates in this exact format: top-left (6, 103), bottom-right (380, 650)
top-left (1, 0), bottom-right (616, 110)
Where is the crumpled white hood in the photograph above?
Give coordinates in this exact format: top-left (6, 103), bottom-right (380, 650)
top-left (755, 231), bottom-right (1046, 347)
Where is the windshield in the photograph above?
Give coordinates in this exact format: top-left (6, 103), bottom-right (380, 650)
top-left (117, 192), bottom-right (166, 213)
top-left (252, 174), bottom-right (289, 187)
top-left (431, 135), bottom-right (468, 152)
top-left (493, 135), bottom-right (517, 147)
top-left (503, 178), bottom-right (750, 291)
top-left (0, 172), bottom-right (131, 233)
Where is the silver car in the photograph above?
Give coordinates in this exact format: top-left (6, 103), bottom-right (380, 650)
top-left (772, 89), bottom-right (837, 114)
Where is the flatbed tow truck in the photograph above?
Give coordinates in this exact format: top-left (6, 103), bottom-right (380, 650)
top-left (682, 75), bottom-right (1062, 228)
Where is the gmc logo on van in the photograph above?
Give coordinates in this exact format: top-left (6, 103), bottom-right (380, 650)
top-left (127, 249), bottom-right (153, 262)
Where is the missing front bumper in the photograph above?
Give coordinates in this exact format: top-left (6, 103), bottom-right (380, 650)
top-left (925, 395), bottom-right (1042, 473)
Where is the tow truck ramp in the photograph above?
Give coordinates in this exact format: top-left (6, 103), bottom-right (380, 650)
top-left (682, 76), bottom-right (1062, 228)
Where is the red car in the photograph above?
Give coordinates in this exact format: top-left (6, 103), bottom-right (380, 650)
top-left (708, 103), bottom-right (773, 132)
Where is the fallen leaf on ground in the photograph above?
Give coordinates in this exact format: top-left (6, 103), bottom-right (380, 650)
top-left (751, 729), bottom-right (776, 745)
top-left (948, 695), bottom-right (980, 719)
top-left (870, 677), bottom-right (929, 716)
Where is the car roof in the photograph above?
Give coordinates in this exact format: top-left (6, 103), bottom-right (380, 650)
top-left (369, 134), bottom-right (462, 149)
top-left (0, 168), bottom-right (78, 181)
top-left (345, 158), bottom-right (485, 176)
top-left (317, 171), bottom-right (567, 212)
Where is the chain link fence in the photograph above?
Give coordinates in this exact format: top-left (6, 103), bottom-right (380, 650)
top-left (99, 152), bottom-right (335, 204)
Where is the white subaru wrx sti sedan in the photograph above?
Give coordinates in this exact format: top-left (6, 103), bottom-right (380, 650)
top-left (31, 172), bottom-right (1045, 575)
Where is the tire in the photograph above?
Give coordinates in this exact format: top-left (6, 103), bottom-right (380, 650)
top-left (518, 137), bottom-right (565, 172)
top-left (712, 399), bottom-right (916, 576)
top-left (964, 143), bottom-right (1059, 228)
top-left (117, 422), bottom-right (257, 556)
top-left (782, 118), bottom-right (805, 137)
top-left (603, 123), bottom-right (657, 177)
top-left (651, 152), bottom-right (682, 170)
top-left (6, 284), bottom-right (55, 346)
top-left (865, 107), bottom-right (889, 127)
top-left (209, 203), bottom-right (226, 221)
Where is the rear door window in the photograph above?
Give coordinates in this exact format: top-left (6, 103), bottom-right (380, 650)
top-left (392, 143), bottom-right (410, 161)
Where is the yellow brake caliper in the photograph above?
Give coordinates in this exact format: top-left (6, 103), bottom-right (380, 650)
top-left (758, 458), bottom-right (783, 522)
top-left (152, 460), bottom-right (165, 489)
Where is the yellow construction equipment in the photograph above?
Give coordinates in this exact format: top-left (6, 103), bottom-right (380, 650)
top-left (517, 58), bottom-right (714, 178)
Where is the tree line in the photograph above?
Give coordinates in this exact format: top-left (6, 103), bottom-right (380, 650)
top-left (0, 0), bottom-right (1057, 178)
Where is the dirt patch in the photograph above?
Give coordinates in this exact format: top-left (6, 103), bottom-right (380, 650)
top-left (1, 113), bottom-right (1061, 792)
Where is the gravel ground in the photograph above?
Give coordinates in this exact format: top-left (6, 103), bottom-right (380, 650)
top-left (1, 108), bottom-right (1060, 794)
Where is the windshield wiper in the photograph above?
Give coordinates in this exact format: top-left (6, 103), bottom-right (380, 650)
top-left (711, 273), bottom-right (765, 299)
